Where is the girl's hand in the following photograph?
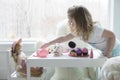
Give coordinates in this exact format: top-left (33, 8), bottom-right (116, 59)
top-left (104, 53), bottom-right (111, 58)
top-left (41, 43), bottom-right (50, 48)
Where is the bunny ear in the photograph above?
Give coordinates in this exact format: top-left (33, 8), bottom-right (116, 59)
top-left (17, 38), bottom-right (22, 44)
top-left (11, 38), bottom-right (22, 53)
top-left (11, 41), bottom-right (17, 53)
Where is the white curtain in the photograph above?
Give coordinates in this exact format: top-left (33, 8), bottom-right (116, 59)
top-left (0, 0), bottom-right (109, 40)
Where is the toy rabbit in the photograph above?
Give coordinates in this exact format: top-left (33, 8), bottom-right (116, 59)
top-left (11, 38), bottom-right (43, 77)
top-left (49, 43), bottom-right (63, 57)
top-left (100, 56), bottom-right (120, 80)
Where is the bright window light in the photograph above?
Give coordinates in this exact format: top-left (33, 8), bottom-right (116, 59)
top-left (0, 0), bottom-right (109, 40)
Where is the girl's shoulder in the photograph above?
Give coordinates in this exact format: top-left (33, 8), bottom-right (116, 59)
top-left (93, 23), bottom-right (104, 32)
top-left (90, 23), bottom-right (104, 37)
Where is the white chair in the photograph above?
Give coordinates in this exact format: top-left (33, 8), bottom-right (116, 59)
top-left (7, 50), bottom-right (46, 80)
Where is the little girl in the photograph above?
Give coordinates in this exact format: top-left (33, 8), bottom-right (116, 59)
top-left (41, 5), bottom-right (120, 58)
top-left (11, 38), bottom-right (43, 77)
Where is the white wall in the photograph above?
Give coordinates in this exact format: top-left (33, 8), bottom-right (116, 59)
top-left (113, 0), bottom-right (120, 40)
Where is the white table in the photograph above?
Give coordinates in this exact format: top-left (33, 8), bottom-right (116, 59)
top-left (27, 49), bottom-right (107, 80)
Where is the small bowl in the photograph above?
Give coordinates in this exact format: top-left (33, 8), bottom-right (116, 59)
top-left (37, 48), bottom-right (49, 58)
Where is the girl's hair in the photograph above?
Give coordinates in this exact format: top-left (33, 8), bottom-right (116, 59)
top-left (11, 39), bottom-right (22, 63)
top-left (67, 5), bottom-right (94, 41)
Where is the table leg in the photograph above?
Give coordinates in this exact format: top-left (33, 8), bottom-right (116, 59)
top-left (27, 60), bottom-right (31, 80)
top-left (96, 67), bottom-right (101, 80)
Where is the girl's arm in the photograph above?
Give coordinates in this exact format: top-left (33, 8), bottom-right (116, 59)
top-left (41, 33), bottom-right (75, 48)
top-left (102, 29), bottom-right (115, 58)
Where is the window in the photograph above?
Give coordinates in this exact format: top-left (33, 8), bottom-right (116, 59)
top-left (0, 0), bottom-right (109, 40)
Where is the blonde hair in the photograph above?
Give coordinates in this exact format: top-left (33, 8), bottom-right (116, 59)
top-left (67, 5), bottom-right (93, 41)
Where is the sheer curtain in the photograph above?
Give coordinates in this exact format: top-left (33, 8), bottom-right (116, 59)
top-left (0, 0), bottom-right (109, 40)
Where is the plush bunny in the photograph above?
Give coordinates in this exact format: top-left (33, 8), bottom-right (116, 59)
top-left (49, 44), bottom-right (63, 56)
top-left (11, 38), bottom-right (43, 77)
top-left (100, 56), bottom-right (120, 80)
